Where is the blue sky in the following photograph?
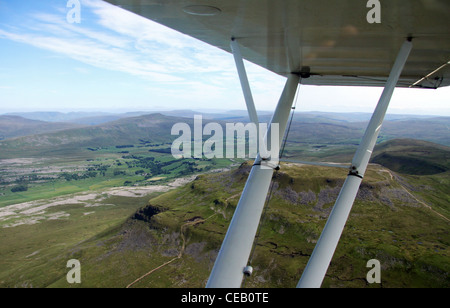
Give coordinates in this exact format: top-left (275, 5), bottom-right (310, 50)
top-left (0, 0), bottom-right (449, 116)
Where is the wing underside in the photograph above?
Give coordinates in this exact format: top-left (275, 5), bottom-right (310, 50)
top-left (105, 0), bottom-right (450, 88)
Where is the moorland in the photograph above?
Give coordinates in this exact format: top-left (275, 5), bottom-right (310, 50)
top-left (0, 110), bottom-right (448, 288)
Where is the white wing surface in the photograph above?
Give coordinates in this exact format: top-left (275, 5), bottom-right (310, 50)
top-left (105, 0), bottom-right (450, 88)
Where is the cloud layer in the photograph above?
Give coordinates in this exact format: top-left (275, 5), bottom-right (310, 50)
top-left (1, 0), bottom-right (448, 115)
top-left (0, 0), bottom-right (290, 110)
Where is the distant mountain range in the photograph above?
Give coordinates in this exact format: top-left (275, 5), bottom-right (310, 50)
top-left (4, 109), bottom-right (274, 125)
top-left (0, 110), bottom-right (449, 159)
top-left (0, 115), bottom-right (84, 141)
top-left (0, 113), bottom-right (187, 158)
top-left (4, 111), bottom-right (163, 126)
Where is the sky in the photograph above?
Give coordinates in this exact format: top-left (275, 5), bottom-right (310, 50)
top-left (0, 0), bottom-right (449, 116)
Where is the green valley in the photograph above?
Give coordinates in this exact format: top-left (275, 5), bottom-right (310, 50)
top-left (0, 111), bottom-right (448, 288)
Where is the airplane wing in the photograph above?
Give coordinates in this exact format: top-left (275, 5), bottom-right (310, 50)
top-left (104, 0), bottom-right (450, 89)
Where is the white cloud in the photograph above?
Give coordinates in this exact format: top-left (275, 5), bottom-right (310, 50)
top-left (1, 0), bottom-right (448, 115)
top-left (0, 1), bottom-right (196, 82)
top-left (84, 0), bottom-right (187, 47)
top-left (0, 0), bottom-right (291, 111)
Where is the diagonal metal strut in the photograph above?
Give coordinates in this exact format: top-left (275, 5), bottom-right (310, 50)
top-left (297, 38), bottom-right (413, 288)
top-left (230, 38), bottom-right (259, 127)
top-left (206, 39), bottom-right (300, 287)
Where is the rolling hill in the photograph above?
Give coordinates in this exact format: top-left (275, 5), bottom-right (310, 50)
top-left (371, 139), bottom-right (450, 175)
top-left (379, 117), bottom-right (450, 146)
top-left (0, 109), bottom-right (448, 288)
top-left (85, 138), bottom-right (447, 288)
top-left (8, 158), bottom-right (446, 288)
top-left (0, 115), bottom-right (84, 141)
top-left (0, 113), bottom-right (192, 158)
top-left (1, 111), bottom-right (449, 160)
top-left (130, 159), bottom-right (449, 288)
top-left (5, 111), bottom-right (104, 122)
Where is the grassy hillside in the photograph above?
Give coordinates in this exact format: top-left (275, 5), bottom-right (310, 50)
top-left (371, 139), bottom-right (450, 175)
top-left (119, 163), bottom-right (449, 288)
top-left (0, 110), bottom-right (448, 288)
top-left (2, 159), bottom-right (447, 288)
top-left (0, 113), bottom-right (190, 158)
top-left (2, 112), bottom-right (449, 160)
top-left (380, 117), bottom-right (450, 146)
top-left (0, 115), bottom-right (84, 140)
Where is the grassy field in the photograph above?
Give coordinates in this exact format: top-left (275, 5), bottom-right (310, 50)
top-left (0, 142), bottom-right (238, 208)
top-left (0, 137), bottom-right (230, 286)
top-left (0, 136), bottom-right (242, 287)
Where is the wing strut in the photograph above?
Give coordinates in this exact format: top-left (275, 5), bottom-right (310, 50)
top-left (297, 38), bottom-right (413, 288)
top-left (230, 38), bottom-right (259, 127)
top-left (206, 39), bottom-right (300, 287)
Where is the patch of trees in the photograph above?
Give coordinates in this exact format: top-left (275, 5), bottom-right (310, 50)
top-left (54, 156), bottom-right (206, 184)
top-left (132, 205), bottom-right (167, 223)
top-left (123, 155), bottom-right (202, 177)
top-left (87, 164), bottom-right (109, 176)
top-left (116, 145), bottom-right (134, 149)
top-left (123, 155), bottom-right (162, 175)
top-left (61, 171), bottom-right (97, 181)
top-left (11, 185), bottom-right (28, 192)
top-left (148, 147), bottom-right (172, 154)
